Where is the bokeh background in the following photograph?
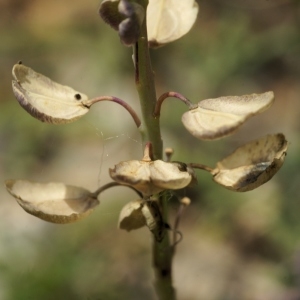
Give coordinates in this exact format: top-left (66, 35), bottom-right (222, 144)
top-left (0, 0), bottom-right (300, 299)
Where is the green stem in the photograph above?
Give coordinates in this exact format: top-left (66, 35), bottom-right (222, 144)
top-left (152, 197), bottom-right (176, 300)
top-left (133, 22), bottom-right (162, 159)
top-left (133, 2), bottom-right (176, 299)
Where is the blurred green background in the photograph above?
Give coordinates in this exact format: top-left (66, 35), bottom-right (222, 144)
top-left (0, 0), bottom-right (300, 299)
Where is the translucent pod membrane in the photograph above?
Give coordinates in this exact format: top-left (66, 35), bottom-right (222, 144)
top-left (118, 199), bottom-right (165, 241)
top-left (212, 134), bottom-right (288, 192)
top-left (147, 0), bottom-right (199, 47)
top-left (182, 92), bottom-right (274, 140)
top-left (110, 159), bottom-right (196, 196)
top-left (5, 180), bottom-right (99, 223)
top-left (12, 63), bottom-right (89, 124)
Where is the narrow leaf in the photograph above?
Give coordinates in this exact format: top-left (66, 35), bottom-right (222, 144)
top-left (182, 92), bottom-right (274, 140)
top-left (5, 180), bottom-right (99, 223)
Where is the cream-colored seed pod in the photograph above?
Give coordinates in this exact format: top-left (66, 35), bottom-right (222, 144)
top-left (182, 92), bottom-right (274, 140)
top-left (110, 160), bottom-right (194, 196)
top-left (5, 180), bottom-right (99, 223)
top-left (12, 64), bottom-right (89, 124)
top-left (118, 199), bottom-right (146, 231)
top-left (150, 160), bottom-right (193, 190)
top-left (147, 0), bottom-right (199, 47)
top-left (212, 134), bottom-right (288, 192)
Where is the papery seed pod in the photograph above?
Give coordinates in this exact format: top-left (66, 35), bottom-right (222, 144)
top-left (182, 92), bottom-right (274, 140)
top-left (109, 159), bottom-right (194, 196)
top-left (100, 0), bottom-right (198, 47)
top-left (12, 64), bottom-right (89, 124)
top-left (5, 180), bottom-right (99, 223)
top-left (212, 133), bottom-right (288, 192)
top-left (109, 160), bottom-right (163, 196)
top-left (150, 161), bottom-right (196, 190)
top-left (118, 199), bottom-right (146, 231)
top-left (147, 0), bottom-right (199, 47)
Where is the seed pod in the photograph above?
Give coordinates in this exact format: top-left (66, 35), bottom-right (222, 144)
top-left (150, 161), bottom-right (195, 190)
top-left (5, 180), bottom-right (99, 223)
top-left (12, 64), bottom-right (89, 124)
top-left (109, 159), bottom-right (195, 196)
top-left (212, 133), bottom-right (288, 191)
top-left (147, 0), bottom-right (199, 47)
top-left (118, 199), bottom-right (146, 231)
top-left (109, 160), bottom-right (161, 196)
top-left (182, 92), bottom-right (274, 140)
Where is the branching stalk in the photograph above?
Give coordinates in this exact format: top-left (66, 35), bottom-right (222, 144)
top-left (172, 197), bottom-right (191, 249)
top-left (189, 163), bottom-right (214, 172)
top-left (154, 91), bottom-right (196, 117)
top-left (86, 96), bottom-right (141, 127)
top-left (133, 1), bottom-right (176, 299)
top-left (92, 182), bottom-right (143, 199)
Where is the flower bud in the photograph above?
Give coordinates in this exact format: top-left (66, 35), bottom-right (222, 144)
top-left (99, 0), bottom-right (145, 46)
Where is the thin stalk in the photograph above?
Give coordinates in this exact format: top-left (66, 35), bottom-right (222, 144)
top-left (154, 91), bottom-right (195, 117)
top-left (189, 163), bottom-right (214, 173)
top-left (133, 1), bottom-right (176, 299)
top-left (172, 197), bottom-right (191, 249)
top-left (92, 182), bottom-right (143, 199)
top-left (85, 96), bottom-right (141, 128)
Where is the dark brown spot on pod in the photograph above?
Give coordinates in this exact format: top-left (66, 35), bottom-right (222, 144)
top-left (75, 93), bottom-right (81, 100)
top-left (174, 162), bottom-right (188, 172)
